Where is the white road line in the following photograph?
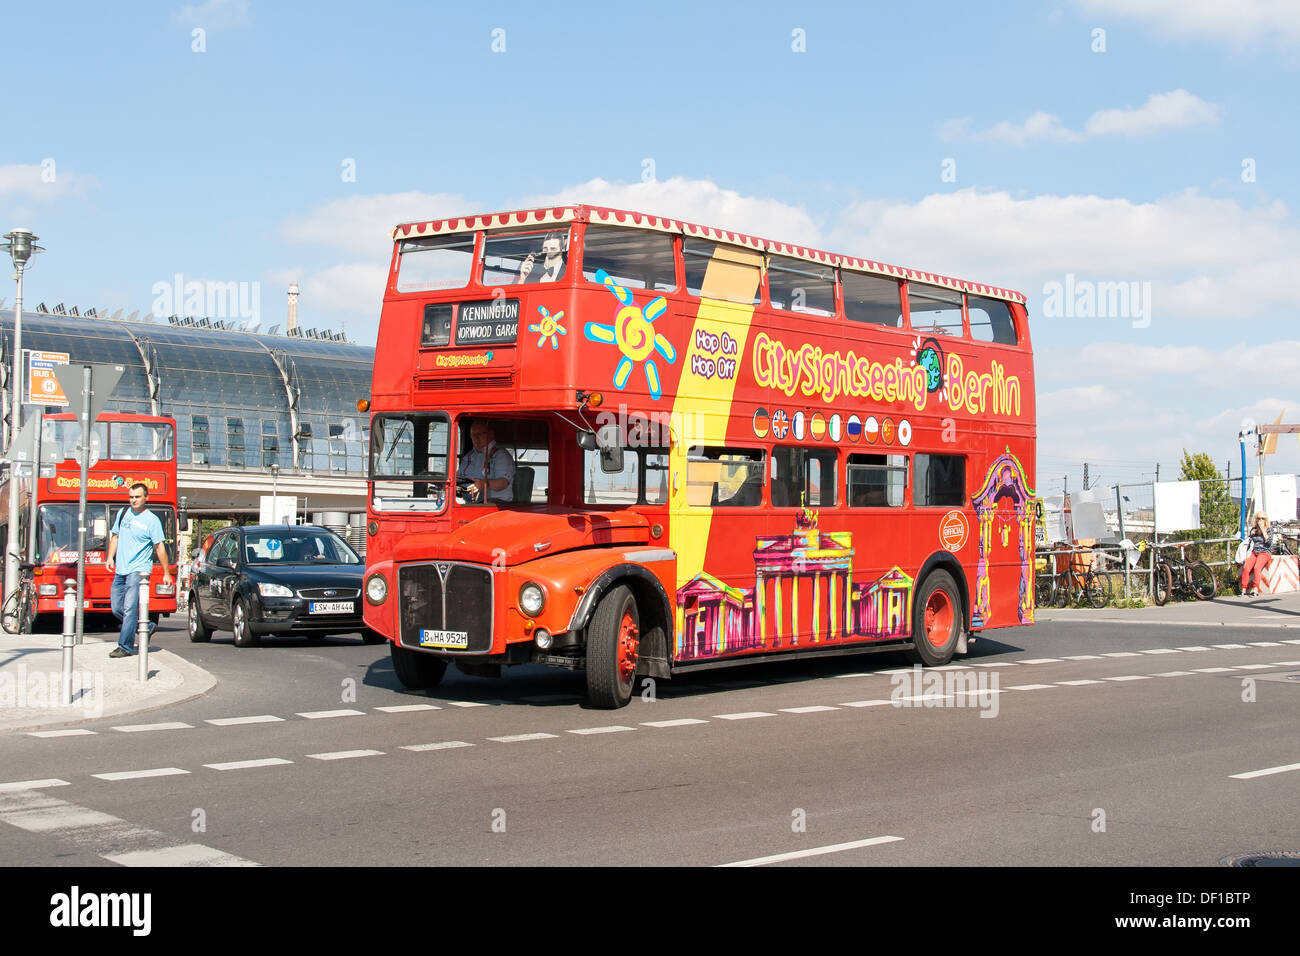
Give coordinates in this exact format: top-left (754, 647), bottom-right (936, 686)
top-left (92, 768), bottom-right (189, 781)
top-left (296, 709), bottom-right (366, 719)
top-left (1277, 661), bottom-right (1300, 666)
top-left (1018, 658), bottom-right (1062, 664)
top-left (876, 668), bottom-right (916, 675)
top-left (931, 664), bottom-right (972, 671)
top-left (1234, 663), bottom-right (1279, 670)
top-left (1212, 644), bottom-right (1248, 649)
top-left (840, 700), bottom-right (893, 708)
top-left (1057, 679), bottom-right (1105, 686)
top-left (972, 662), bottom-right (1014, 667)
top-left (0, 778), bottom-right (70, 792)
top-left (3, 804), bottom-right (126, 832)
top-left (713, 712), bottom-right (776, 720)
top-left (374, 704), bottom-right (441, 713)
top-left (1154, 671), bottom-right (1198, 677)
top-left (401, 741), bottom-right (475, 751)
top-left (719, 835), bottom-right (905, 867)
top-left (1105, 675), bottom-right (1153, 682)
top-left (206, 715), bottom-right (285, 726)
top-left (1006, 684), bottom-right (1055, 691)
top-left (1248, 642), bottom-right (1284, 647)
top-left (895, 694), bottom-right (955, 703)
top-left (445, 701), bottom-right (491, 708)
top-left (105, 844), bottom-right (260, 867)
top-left (1139, 648), bottom-right (1182, 655)
top-left (1282, 639), bottom-right (1300, 645)
top-left (1176, 646), bottom-right (1211, 651)
top-left (203, 758), bottom-right (293, 771)
top-left (1230, 762), bottom-right (1300, 780)
top-left (1193, 667), bottom-right (1236, 673)
top-left (1101, 652), bottom-right (1142, 658)
top-left (28, 729), bottom-right (96, 738)
top-left (641, 719), bottom-right (708, 728)
top-left (305, 749), bottom-right (383, 760)
top-left (780, 705), bottom-right (840, 714)
top-left (112, 721), bottom-right (192, 733)
top-left (488, 733), bottom-right (558, 743)
top-left (832, 672), bottom-right (877, 679)
top-left (1062, 655), bottom-right (1103, 660)
top-left (567, 726), bottom-right (635, 735)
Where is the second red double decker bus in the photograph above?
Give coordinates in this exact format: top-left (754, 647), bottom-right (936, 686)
top-left (363, 206), bottom-right (1036, 707)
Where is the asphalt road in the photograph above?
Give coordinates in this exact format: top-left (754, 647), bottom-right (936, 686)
top-left (2, 616), bottom-right (1298, 867)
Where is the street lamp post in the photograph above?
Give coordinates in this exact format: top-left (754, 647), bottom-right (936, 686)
top-left (270, 462), bottom-right (280, 524)
top-left (3, 229), bottom-right (44, 631)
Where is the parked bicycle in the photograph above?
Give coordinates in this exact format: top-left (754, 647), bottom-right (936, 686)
top-left (1, 554), bottom-right (37, 634)
top-left (1152, 542), bottom-right (1216, 605)
top-left (1036, 549), bottom-right (1110, 609)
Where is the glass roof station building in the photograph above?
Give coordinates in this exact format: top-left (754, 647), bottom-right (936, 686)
top-left (0, 309), bottom-right (374, 517)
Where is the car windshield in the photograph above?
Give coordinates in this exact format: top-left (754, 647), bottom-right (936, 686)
top-left (242, 531), bottom-right (360, 566)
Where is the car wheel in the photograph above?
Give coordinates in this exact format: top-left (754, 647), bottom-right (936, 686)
top-left (904, 569), bottom-right (963, 666)
top-left (390, 643), bottom-right (447, 689)
top-left (232, 597), bottom-right (259, 647)
top-left (585, 584), bottom-right (639, 709)
top-left (362, 628), bottom-right (387, 645)
top-left (188, 595), bottom-right (211, 643)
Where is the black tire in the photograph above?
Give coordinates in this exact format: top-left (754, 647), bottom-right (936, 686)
top-left (361, 628), bottom-right (387, 645)
top-left (585, 584), bottom-right (639, 709)
top-left (1083, 569), bottom-right (1110, 609)
top-left (232, 597), bottom-right (259, 647)
top-left (390, 643), bottom-right (448, 689)
top-left (904, 569), bottom-right (963, 666)
top-left (1152, 562), bottom-right (1172, 606)
top-left (1189, 562), bottom-right (1217, 600)
top-left (1052, 574), bottom-right (1070, 608)
top-left (187, 595), bottom-right (211, 642)
top-left (1034, 574), bottom-right (1055, 609)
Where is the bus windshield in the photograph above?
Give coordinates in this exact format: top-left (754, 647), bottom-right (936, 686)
top-left (37, 503), bottom-right (177, 564)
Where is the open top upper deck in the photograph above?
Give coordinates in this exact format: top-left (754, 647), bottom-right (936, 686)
top-left (389, 205), bottom-right (1027, 306)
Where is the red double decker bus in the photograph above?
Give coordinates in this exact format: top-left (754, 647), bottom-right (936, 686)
top-left (0, 412), bottom-right (181, 623)
top-left (363, 206), bottom-right (1036, 707)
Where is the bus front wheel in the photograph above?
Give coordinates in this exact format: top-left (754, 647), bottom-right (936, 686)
top-left (390, 643), bottom-right (447, 690)
top-left (905, 570), bottom-right (963, 667)
top-left (586, 584), bottom-right (639, 709)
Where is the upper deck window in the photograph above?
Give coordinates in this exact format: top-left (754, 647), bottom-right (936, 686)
top-left (767, 255), bottom-right (835, 316)
top-left (907, 283), bottom-right (965, 337)
top-left (843, 272), bottom-right (903, 328)
top-left (967, 295), bottom-right (1018, 346)
top-left (481, 229), bottom-right (569, 287)
top-left (582, 226), bottom-right (676, 292)
top-left (110, 421), bottom-right (174, 461)
top-left (684, 240), bottom-right (762, 305)
top-left (396, 234), bottom-right (477, 292)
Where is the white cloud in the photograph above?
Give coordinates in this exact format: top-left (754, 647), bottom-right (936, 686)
top-left (521, 177), bottom-right (822, 248)
top-left (1074, 0), bottom-right (1300, 47)
top-left (942, 90), bottom-right (1218, 146)
top-left (0, 163), bottom-right (95, 200)
top-left (280, 191), bottom-right (476, 257)
top-left (1084, 89), bottom-right (1221, 137)
top-left (174, 0), bottom-right (252, 28)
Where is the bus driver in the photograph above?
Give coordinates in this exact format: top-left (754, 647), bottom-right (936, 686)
top-left (457, 420), bottom-right (515, 503)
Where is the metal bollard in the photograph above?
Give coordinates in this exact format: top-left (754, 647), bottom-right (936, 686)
top-left (137, 578), bottom-right (150, 682)
top-left (61, 580), bottom-right (77, 707)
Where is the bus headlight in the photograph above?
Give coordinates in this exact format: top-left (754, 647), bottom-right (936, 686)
top-left (39, 584), bottom-right (58, 596)
top-left (366, 574), bottom-right (388, 606)
top-left (519, 582), bottom-right (546, 616)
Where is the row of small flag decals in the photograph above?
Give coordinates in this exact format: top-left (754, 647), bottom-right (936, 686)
top-left (752, 409), bottom-right (912, 446)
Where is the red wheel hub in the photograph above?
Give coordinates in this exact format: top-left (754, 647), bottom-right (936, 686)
top-left (924, 590), bottom-right (954, 648)
top-left (618, 611), bottom-right (639, 684)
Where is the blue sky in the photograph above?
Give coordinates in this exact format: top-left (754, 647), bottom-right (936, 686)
top-left (3, 0), bottom-right (1299, 488)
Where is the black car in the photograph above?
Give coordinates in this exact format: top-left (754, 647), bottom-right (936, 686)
top-left (187, 524), bottom-right (384, 646)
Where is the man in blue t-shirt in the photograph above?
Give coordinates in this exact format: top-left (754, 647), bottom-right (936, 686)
top-left (105, 482), bottom-right (173, 657)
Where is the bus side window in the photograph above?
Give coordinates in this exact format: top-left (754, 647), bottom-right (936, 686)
top-left (967, 295), bottom-right (1019, 345)
top-left (848, 454), bottom-right (907, 507)
top-left (771, 447), bottom-right (837, 507)
top-left (686, 447), bottom-right (764, 507)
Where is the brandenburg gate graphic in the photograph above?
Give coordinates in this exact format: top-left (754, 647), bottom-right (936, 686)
top-left (676, 509), bottom-right (914, 661)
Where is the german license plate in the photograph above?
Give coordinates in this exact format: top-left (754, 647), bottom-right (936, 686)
top-left (309, 601), bottom-right (353, 614)
top-left (420, 629), bottom-right (468, 648)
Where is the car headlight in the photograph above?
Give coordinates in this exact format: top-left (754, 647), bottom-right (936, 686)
top-left (365, 573), bottom-right (388, 605)
top-left (257, 582), bottom-right (294, 598)
top-left (519, 581), bottom-right (546, 616)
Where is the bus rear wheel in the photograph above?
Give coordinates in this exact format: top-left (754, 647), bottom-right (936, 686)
top-left (390, 643), bottom-right (447, 690)
top-left (586, 584), bottom-right (639, 709)
top-left (905, 570), bottom-right (963, 667)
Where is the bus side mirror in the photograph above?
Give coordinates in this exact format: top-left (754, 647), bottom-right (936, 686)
top-left (596, 424), bottom-right (624, 474)
top-left (178, 497), bottom-right (189, 532)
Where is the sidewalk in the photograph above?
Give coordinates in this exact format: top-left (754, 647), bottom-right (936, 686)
top-left (0, 632), bottom-right (217, 734)
top-left (1035, 588), bottom-right (1300, 628)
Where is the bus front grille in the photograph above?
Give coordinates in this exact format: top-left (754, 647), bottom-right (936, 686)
top-left (397, 562), bottom-right (494, 654)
